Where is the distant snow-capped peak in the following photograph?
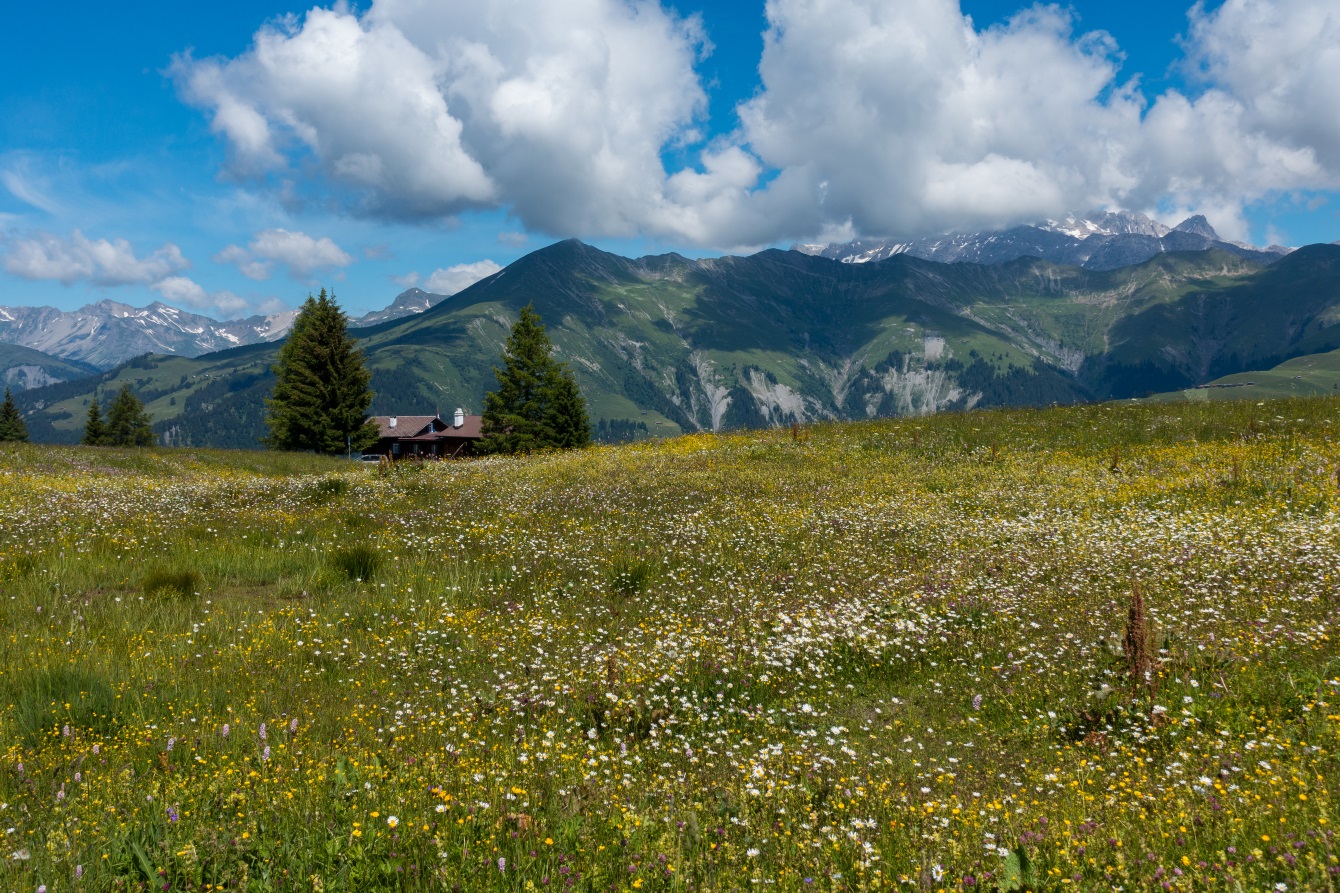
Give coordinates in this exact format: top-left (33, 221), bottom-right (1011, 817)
top-left (0, 285), bottom-right (440, 371)
top-left (793, 210), bottom-right (1284, 271)
top-left (1038, 210), bottom-right (1171, 240)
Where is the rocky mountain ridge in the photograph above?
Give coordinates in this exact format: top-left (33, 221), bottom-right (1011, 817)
top-left (350, 287), bottom-right (449, 327)
top-left (0, 300), bottom-right (298, 371)
top-left (795, 210), bottom-right (1291, 271)
top-left (0, 287), bottom-right (447, 374)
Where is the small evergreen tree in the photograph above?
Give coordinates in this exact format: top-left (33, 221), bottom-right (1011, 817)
top-left (481, 305), bottom-right (591, 453)
top-left (265, 289), bottom-right (378, 454)
top-left (0, 388), bottom-right (29, 443)
top-left (81, 395), bottom-right (108, 446)
top-left (104, 384), bottom-right (155, 447)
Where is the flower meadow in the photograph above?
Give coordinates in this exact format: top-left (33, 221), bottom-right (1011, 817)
top-left (1, 399), bottom-right (1338, 892)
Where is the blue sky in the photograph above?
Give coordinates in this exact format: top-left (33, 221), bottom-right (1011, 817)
top-left (2, 0), bottom-right (1338, 318)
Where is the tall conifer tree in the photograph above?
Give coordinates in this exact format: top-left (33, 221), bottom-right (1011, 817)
top-left (104, 384), bottom-right (155, 446)
top-left (0, 388), bottom-right (28, 443)
top-left (265, 289), bottom-right (378, 454)
top-left (481, 305), bottom-right (591, 453)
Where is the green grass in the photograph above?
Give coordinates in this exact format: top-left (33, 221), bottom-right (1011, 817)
top-left (1146, 347), bottom-right (1340, 402)
top-left (7, 666), bottom-right (122, 743)
top-left (1, 398), bottom-right (1339, 890)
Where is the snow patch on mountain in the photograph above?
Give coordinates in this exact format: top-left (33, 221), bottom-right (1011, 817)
top-left (352, 287), bottom-right (448, 327)
top-left (0, 288), bottom-right (417, 371)
top-left (794, 210), bottom-right (1289, 271)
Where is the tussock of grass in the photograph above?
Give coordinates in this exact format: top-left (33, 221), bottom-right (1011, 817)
top-left (607, 554), bottom-right (656, 597)
top-left (328, 543), bottom-right (381, 581)
top-left (140, 566), bottom-right (203, 599)
top-left (7, 667), bottom-right (120, 742)
top-left (0, 552), bottom-right (35, 581)
top-left (302, 475), bottom-right (350, 503)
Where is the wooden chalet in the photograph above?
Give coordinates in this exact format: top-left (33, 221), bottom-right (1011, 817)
top-left (363, 409), bottom-right (482, 459)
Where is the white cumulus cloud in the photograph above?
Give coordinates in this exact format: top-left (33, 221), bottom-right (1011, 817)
top-left (1, 230), bottom-right (189, 286)
top-left (1124, 0), bottom-right (1340, 230)
top-left (173, 0), bottom-right (708, 232)
top-left (718, 2), bottom-right (1147, 242)
top-left (401, 260), bottom-right (503, 295)
top-left (151, 275), bottom-right (210, 307)
top-left (425, 261), bottom-right (501, 295)
top-left (173, 0), bottom-right (1340, 246)
top-left (0, 231), bottom-right (259, 318)
top-left (151, 276), bottom-right (251, 316)
top-left (214, 228), bottom-right (353, 280)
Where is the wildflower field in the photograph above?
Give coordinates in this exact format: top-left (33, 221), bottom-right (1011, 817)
top-left (2, 399), bottom-right (1339, 892)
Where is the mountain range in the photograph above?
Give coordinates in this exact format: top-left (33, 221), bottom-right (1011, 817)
top-left (0, 210), bottom-right (1283, 388)
top-left (13, 235), bottom-right (1340, 448)
top-left (0, 287), bottom-right (451, 385)
top-left (794, 210), bottom-right (1290, 270)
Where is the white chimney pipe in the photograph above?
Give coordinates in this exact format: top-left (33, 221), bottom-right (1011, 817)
top-left (389, 417), bottom-right (397, 428)
top-left (453, 408), bottom-right (464, 428)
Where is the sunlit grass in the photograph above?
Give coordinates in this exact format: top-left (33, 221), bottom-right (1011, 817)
top-left (1, 398), bottom-right (1338, 890)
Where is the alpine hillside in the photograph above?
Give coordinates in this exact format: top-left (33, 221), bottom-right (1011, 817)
top-left (14, 238), bottom-right (1340, 448)
top-left (0, 343), bottom-right (100, 391)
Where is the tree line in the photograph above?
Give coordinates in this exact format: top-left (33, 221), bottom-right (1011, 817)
top-left (0, 381), bottom-right (156, 447)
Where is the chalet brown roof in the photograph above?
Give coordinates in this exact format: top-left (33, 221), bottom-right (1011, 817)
top-left (370, 415), bottom-right (437, 438)
top-left (369, 414), bottom-right (483, 440)
top-left (454, 415), bottom-right (483, 439)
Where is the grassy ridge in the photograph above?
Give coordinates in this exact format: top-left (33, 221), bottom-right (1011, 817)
top-left (0, 343), bottom-right (100, 391)
top-left (1147, 348), bottom-right (1340, 403)
top-left (1, 398), bottom-right (1339, 890)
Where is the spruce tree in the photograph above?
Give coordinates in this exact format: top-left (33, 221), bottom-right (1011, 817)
top-left (542, 365), bottom-right (591, 449)
top-left (0, 388), bottom-right (28, 443)
top-left (481, 305), bottom-right (591, 454)
top-left (104, 384), bottom-right (155, 446)
top-left (81, 395), bottom-right (108, 446)
top-left (265, 289), bottom-right (378, 454)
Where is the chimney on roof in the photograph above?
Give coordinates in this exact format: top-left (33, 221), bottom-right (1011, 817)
top-left (454, 408), bottom-right (464, 428)
top-left (389, 417), bottom-right (397, 428)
